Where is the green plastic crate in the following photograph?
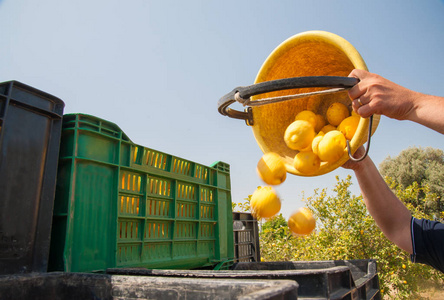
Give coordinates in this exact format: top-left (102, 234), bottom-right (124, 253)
top-left (49, 114), bottom-right (234, 273)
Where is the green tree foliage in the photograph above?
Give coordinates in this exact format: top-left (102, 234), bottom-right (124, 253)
top-left (260, 214), bottom-right (295, 261)
top-left (261, 214), bottom-right (287, 237)
top-left (379, 147), bottom-right (444, 215)
top-left (259, 176), bottom-right (444, 299)
top-left (232, 194), bottom-right (252, 212)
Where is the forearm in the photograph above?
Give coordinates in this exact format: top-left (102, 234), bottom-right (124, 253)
top-left (353, 157), bottom-right (413, 253)
top-left (408, 93), bottom-right (444, 134)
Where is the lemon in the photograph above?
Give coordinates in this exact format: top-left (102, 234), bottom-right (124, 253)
top-left (320, 124), bottom-right (336, 134)
top-left (288, 207), bottom-right (316, 235)
top-left (256, 152), bottom-right (287, 185)
top-left (299, 144), bottom-right (312, 152)
top-left (250, 186), bottom-right (281, 219)
top-left (293, 151), bottom-right (321, 175)
top-left (295, 110), bottom-right (317, 128)
top-left (317, 130), bottom-right (347, 163)
top-left (284, 120), bottom-right (315, 151)
top-left (326, 102), bottom-right (350, 126)
top-left (314, 114), bottom-right (326, 132)
top-left (338, 116), bottom-right (360, 140)
top-left (351, 110), bottom-right (359, 117)
top-left (311, 132), bottom-right (324, 155)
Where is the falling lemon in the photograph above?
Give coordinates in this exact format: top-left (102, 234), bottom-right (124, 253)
top-left (326, 102), bottom-right (350, 126)
top-left (317, 130), bottom-right (347, 163)
top-left (284, 120), bottom-right (315, 151)
top-left (288, 207), bottom-right (316, 235)
top-left (293, 151), bottom-right (321, 175)
top-left (250, 186), bottom-right (281, 219)
top-left (295, 110), bottom-right (317, 128)
top-left (338, 116), bottom-right (360, 140)
top-left (256, 152), bottom-right (287, 185)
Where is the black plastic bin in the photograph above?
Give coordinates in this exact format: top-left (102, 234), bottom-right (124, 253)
top-left (0, 272), bottom-right (298, 300)
top-left (233, 212), bottom-right (261, 263)
top-left (0, 80), bottom-right (65, 274)
top-left (107, 259), bottom-right (381, 300)
top-left (232, 260), bottom-right (380, 300)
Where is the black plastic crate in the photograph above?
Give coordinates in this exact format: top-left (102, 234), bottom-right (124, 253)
top-left (107, 259), bottom-right (380, 300)
top-left (0, 80), bottom-right (65, 274)
top-left (233, 212), bottom-right (260, 262)
top-left (233, 260), bottom-right (381, 300)
top-left (0, 272), bottom-right (298, 300)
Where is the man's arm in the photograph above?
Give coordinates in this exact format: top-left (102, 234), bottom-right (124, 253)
top-left (343, 70), bottom-right (444, 258)
top-left (348, 69), bottom-right (444, 134)
top-left (343, 150), bottom-right (413, 253)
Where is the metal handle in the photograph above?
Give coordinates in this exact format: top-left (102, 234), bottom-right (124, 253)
top-left (218, 75), bottom-right (372, 161)
top-left (217, 76), bottom-right (359, 125)
top-left (346, 114), bottom-right (373, 162)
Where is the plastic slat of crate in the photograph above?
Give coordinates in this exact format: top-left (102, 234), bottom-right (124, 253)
top-left (0, 272), bottom-right (298, 300)
top-left (49, 113), bottom-right (234, 272)
top-left (0, 80), bottom-right (64, 275)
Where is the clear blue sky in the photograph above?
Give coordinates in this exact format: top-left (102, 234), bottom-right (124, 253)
top-left (1, 0), bottom-right (443, 220)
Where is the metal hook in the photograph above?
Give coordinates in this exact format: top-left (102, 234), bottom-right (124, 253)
top-left (346, 115), bottom-right (373, 162)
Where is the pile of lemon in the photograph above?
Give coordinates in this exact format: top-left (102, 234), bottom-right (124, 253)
top-left (249, 102), bottom-right (359, 236)
top-left (285, 102), bottom-right (359, 175)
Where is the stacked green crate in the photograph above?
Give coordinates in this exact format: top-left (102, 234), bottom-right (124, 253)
top-left (49, 114), bottom-right (234, 273)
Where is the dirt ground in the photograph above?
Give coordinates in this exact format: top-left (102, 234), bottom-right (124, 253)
top-left (416, 282), bottom-right (444, 299)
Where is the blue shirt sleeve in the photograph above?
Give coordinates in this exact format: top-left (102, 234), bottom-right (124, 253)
top-left (410, 217), bottom-right (444, 273)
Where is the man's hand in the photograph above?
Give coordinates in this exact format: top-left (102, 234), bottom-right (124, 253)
top-left (348, 69), bottom-right (418, 120)
top-left (341, 146), bottom-right (367, 171)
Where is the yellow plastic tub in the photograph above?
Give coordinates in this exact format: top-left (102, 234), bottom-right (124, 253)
top-left (249, 30), bottom-right (380, 176)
